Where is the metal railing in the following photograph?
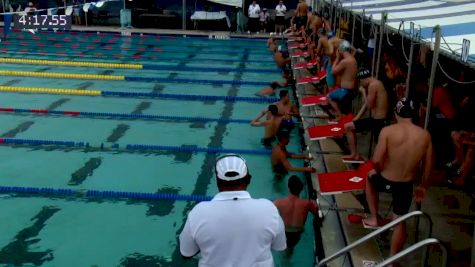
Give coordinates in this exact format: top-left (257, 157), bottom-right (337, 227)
top-left (317, 210), bottom-right (433, 267)
top-left (375, 238), bottom-right (447, 267)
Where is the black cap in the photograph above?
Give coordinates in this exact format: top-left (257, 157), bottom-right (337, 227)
top-left (394, 98), bottom-right (415, 118)
top-left (357, 67), bottom-right (371, 79)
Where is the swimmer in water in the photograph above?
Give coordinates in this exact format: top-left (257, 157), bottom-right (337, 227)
top-left (271, 131), bottom-right (315, 178)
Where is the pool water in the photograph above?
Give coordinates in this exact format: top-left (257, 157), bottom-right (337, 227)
top-left (0, 31), bottom-right (315, 266)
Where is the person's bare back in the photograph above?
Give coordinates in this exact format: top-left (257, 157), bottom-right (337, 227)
top-left (368, 79), bottom-right (388, 119)
top-left (377, 122), bottom-right (431, 182)
top-left (333, 50), bottom-right (357, 90)
top-left (296, 1), bottom-right (308, 17)
top-left (274, 196), bottom-right (317, 229)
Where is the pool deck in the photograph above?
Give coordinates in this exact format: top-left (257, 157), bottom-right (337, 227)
top-left (290, 45), bottom-right (474, 266)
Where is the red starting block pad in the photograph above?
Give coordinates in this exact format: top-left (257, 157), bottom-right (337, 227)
top-left (301, 95), bottom-right (327, 107)
top-left (288, 43), bottom-right (307, 49)
top-left (296, 70), bottom-right (327, 85)
top-left (294, 58), bottom-right (319, 70)
top-left (317, 161), bottom-right (374, 194)
top-left (287, 37), bottom-right (303, 42)
top-left (307, 114), bottom-right (353, 140)
top-left (291, 51), bottom-right (309, 58)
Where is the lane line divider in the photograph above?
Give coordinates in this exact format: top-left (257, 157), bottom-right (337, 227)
top-left (0, 186), bottom-right (213, 202)
top-left (0, 71), bottom-right (269, 86)
top-left (0, 138), bottom-right (272, 155)
top-left (0, 107), bottom-right (252, 124)
top-left (0, 70), bottom-right (124, 81)
top-left (0, 58), bottom-right (143, 69)
top-left (0, 57), bottom-right (278, 73)
top-left (0, 86), bottom-right (277, 103)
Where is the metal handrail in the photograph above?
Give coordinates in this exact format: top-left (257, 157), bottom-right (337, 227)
top-left (375, 238), bottom-right (447, 267)
top-left (317, 210), bottom-right (433, 266)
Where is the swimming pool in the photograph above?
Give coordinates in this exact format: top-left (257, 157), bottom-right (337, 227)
top-left (0, 31), bottom-right (315, 266)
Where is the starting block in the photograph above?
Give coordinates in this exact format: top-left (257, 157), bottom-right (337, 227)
top-left (287, 37), bottom-right (303, 42)
top-left (307, 114), bottom-right (353, 140)
top-left (288, 43), bottom-right (307, 49)
top-left (291, 51), bottom-right (309, 58)
top-left (296, 70), bottom-right (327, 85)
top-left (301, 95), bottom-right (327, 107)
top-left (294, 58), bottom-right (319, 70)
top-left (317, 161), bottom-right (374, 195)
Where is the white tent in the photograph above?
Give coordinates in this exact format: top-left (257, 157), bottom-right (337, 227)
top-left (337, 0), bottom-right (475, 65)
top-left (207, 0), bottom-right (243, 8)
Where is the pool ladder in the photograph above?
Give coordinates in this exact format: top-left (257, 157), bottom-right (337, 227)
top-left (316, 210), bottom-right (447, 267)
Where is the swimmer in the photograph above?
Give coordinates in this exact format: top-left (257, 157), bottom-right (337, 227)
top-left (364, 98), bottom-right (433, 263)
top-left (255, 70), bottom-right (294, 97)
top-left (267, 34), bottom-right (278, 53)
top-left (274, 175), bottom-right (318, 251)
top-left (251, 104), bottom-right (282, 148)
top-left (294, 0), bottom-right (309, 31)
top-left (271, 131), bottom-right (316, 177)
top-left (328, 40), bottom-right (358, 120)
top-left (342, 68), bottom-right (388, 163)
top-left (274, 49), bottom-right (291, 69)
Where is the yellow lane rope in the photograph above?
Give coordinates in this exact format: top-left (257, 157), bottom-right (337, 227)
top-left (0, 86), bottom-right (101, 96)
top-left (0, 70), bottom-right (125, 80)
top-left (0, 58), bottom-right (143, 69)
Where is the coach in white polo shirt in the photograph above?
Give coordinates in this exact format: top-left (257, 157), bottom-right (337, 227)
top-left (180, 154), bottom-right (286, 266)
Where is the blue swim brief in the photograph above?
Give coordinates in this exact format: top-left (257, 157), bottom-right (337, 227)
top-left (328, 88), bottom-right (351, 101)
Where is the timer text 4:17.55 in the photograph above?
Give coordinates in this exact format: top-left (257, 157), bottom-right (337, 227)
top-left (13, 15), bottom-right (72, 30)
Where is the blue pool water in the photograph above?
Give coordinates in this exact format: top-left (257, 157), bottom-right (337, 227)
top-left (0, 31), bottom-right (315, 266)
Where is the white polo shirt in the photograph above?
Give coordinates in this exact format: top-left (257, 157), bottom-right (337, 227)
top-left (180, 190), bottom-right (287, 267)
top-left (248, 4), bottom-right (261, 18)
top-left (275, 4), bottom-right (287, 17)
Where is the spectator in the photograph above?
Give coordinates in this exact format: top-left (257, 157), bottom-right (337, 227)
top-left (179, 154), bottom-right (287, 266)
top-left (274, 175), bottom-right (318, 251)
top-left (259, 8), bottom-right (269, 33)
top-left (73, 0), bottom-right (81, 25)
top-left (275, 0), bottom-right (287, 34)
top-left (25, 2), bottom-right (36, 15)
top-left (247, 1), bottom-right (260, 34)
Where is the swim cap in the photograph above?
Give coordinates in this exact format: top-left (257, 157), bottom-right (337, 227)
top-left (357, 67), bottom-right (371, 79)
top-left (394, 98), bottom-right (415, 118)
top-left (281, 50), bottom-right (289, 59)
top-left (339, 40), bottom-right (352, 53)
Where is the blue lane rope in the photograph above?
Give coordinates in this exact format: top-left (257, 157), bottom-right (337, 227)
top-left (0, 138), bottom-right (272, 155)
top-left (2, 108), bottom-right (251, 124)
top-left (124, 76), bottom-right (269, 86)
top-left (100, 91), bottom-right (278, 103)
top-left (0, 186), bottom-right (213, 202)
top-left (141, 65), bottom-right (279, 73)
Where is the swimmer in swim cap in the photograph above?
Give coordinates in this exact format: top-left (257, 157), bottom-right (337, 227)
top-left (339, 40), bottom-right (352, 53)
top-left (328, 39), bottom-right (358, 120)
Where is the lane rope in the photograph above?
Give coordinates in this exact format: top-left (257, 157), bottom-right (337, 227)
top-left (0, 57), bottom-right (278, 73)
top-left (0, 86), bottom-right (278, 103)
top-left (0, 186), bottom-right (212, 202)
top-left (0, 71), bottom-right (269, 86)
top-left (0, 138), bottom-right (272, 155)
top-left (0, 107), bottom-right (251, 124)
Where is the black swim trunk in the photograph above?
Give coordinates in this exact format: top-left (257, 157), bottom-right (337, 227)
top-left (295, 16), bottom-right (307, 29)
top-left (261, 136), bottom-right (276, 148)
top-left (270, 81), bottom-right (279, 90)
top-left (280, 119), bottom-right (295, 131)
top-left (273, 163), bottom-right (288, 175)
top-left (286, 231), bottom-right (303, 249)
top-left (275, 16), bottom-right (285, 25)
top-left (369, 173), bottom-right (413, 216)
top-left (354, 117), bottom-right (387, 140)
